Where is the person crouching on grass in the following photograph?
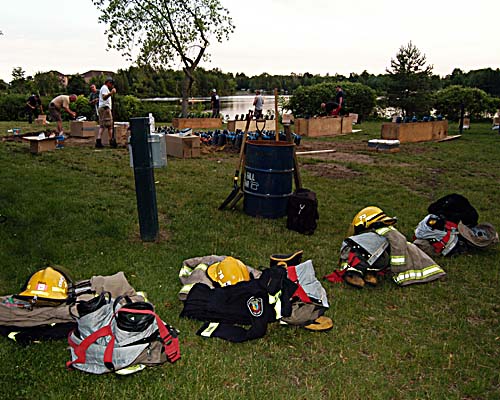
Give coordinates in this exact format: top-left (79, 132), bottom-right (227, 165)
top-left (96, 77), bottom-right (117, 149)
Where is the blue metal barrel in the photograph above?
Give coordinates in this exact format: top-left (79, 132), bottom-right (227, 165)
top-left (243, 140), bottom-right (295, 218)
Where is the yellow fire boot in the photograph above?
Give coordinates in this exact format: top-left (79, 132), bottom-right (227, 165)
top-left (363, 272), bottom-right (378, 286)
top-left (344, 271), bottom-right (365, 289)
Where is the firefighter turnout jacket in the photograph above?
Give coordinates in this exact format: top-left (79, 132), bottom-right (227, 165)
top-left (180, 266), bottom-right (297, 342)
top-left (337, 226), bottom-right (446, 286)
top-left (375, 226), bottom-right (446, 286)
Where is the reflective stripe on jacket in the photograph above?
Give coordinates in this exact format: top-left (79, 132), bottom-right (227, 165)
top-left (375, 226), bottom-right (446, 286)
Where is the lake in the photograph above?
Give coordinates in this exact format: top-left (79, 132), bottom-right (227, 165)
top-left (143, 95), bottom-right (290, 119)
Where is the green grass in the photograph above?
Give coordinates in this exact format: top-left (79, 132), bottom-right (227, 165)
top-left (0, 121), bottom-right (499, 399)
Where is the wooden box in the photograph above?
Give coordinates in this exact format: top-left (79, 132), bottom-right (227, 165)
top-left (23, 136), bottom-right (57, 154)
top-left (172, 118), bottom-right (222, 129)
top-left (381, 120), bottom-right (448, 143)
top-left (114, 122), bottom-right (129, 146)
top-left (70, 121), bottom-right (98, 138)
top-left (462, 117), bottom-right (470, 129)
top-left (165, 134), bottom-right (200, 158)
top-left (294, 116), bottom-right (349, 137)
top-left (341, 115), bottom-right (354, 133)
top-left (34, 114), bottom-right (47, 125)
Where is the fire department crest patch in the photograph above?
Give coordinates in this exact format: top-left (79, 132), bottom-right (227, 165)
top-left (247, 296), bottom-right (263, 317)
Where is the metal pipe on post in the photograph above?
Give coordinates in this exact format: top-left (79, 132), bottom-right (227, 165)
top-left (130, 117), bottom-right (159, 242)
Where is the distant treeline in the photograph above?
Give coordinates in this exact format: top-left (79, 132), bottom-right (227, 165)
top-left (2, 65), bottom-right (500, 98)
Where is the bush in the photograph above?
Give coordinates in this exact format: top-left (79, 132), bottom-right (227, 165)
top-left (73, 95), bottom-right (93, 120)
top-left (288, 82), bottom-right (376, 121)
top-left (0, 94), bottom-right (29, 120)
top-left (113, 95), bottom-right (143, 121)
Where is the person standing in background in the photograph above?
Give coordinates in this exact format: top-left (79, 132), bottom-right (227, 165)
top-left (210, 89), bottom-right (220, 118)
top-left (96, 77), bottom-right (117, 149)
top-left (88, 85), bottom-right (99, 121)
top-left (332, 85), bottom-right (346, 116)
top-left (253, 90), bottom-right (264, 119)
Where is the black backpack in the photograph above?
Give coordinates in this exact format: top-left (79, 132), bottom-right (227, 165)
top-left (286, 189), bottom-right (319, 235)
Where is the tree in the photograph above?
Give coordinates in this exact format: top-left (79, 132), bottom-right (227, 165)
top-left (434, 85), bottom-right (496, 121)
top-left (11, 67), bottom-right (25, 82)
top-left (66, 74), bottom-right (88, 96)
top-left (9, 67), bottom-right (34, 94)
top-left (34, 72), bottom-right (64, 97)
top-left (386, 42), bottom-right (434, 117)
top-left (92, 0), bottom-right (234, 117)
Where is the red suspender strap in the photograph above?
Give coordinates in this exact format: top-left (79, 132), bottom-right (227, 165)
top-left (287, 266), bottom-right (298, 282)
top-left (347, 251), bottom-right (361, 268)
top-left (431, 221), bottom-right (458, 253)
top-left (286, 266), bottom-right (312, 303)
top-left (118, 308), bottom-right (181, 363)
top-left (66, 325), bottom-right (114, 369)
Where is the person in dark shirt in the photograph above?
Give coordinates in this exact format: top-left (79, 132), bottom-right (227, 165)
top-left (88, 85), bottom-right (99, 121)
top-left (26, 94), bottom-right (43, 123)
top-left (210, 89), bottom-right (220, 118)
top-left (333, 85), bottom-right (346, 115)
top-left (320, 101), bottom-right (337, 116)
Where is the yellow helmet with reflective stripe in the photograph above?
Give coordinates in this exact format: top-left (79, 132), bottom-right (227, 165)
top-left (350, 206), bottom-right (397, 235)
top-left (207, 257), bottom-right (250, 286)
top-left (16, 267), bottom-right (72, 305)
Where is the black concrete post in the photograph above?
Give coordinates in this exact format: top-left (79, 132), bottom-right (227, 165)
top-left (130, 117), bottom-right (159, 242)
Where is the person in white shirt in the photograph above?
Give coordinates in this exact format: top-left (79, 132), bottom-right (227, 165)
top-left (96, 77), bottom-right (117, 148)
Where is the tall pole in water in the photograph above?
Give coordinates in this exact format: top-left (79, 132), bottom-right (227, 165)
top-left (130, 117), bottom-right (159, 242)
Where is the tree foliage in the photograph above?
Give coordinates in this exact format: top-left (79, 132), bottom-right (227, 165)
top-left (433, 85), bottom-right (497, 121)
top-left (33, 72), bottom-right (63, 96)
top-left (66, 74), bottom-right (88, 96)
top-left (92, 0), bottom-right (234, 116)
top-left (443, 68), bottom-right (500, 97)
top-left (386, 42), bottom-right (435, 117)
top-left (288, 82), bottom-right (376, 121)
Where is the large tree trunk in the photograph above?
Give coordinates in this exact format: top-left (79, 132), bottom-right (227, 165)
top-left (181, 68), bottom-right (194, 117)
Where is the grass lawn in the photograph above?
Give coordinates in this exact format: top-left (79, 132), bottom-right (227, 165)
top-left (0, 120), bottom-right (499, 399)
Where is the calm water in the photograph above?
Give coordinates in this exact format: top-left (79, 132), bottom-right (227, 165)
top-left (144, 95), bottom-right (289, 120)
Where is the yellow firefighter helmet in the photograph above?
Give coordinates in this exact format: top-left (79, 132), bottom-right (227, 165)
top-left (349, 206), bottom-right (397, 235)
top-left (16, 267), bottom-right (72, 305)
top-left (207, 257), bottom-right (250, 286)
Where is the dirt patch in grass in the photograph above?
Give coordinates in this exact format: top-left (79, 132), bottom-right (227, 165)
top-left (302, 162), bottom-right (362, 179)
top-left (294, 140), bottom-right (375, 164)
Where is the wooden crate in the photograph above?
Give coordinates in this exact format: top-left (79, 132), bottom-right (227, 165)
top-left (34, 114), bottom-right (47, 125)
top-left (341, 115), bottom-right (354, 134)
top-left (381, 121), bottom-right (448, 143)
top-left (165, 134), bottom-right (200, 158)
top-left (70, 121), bottom-right (98, 138)
top-left (22, 136), bottom-right (57, 154)
top-left (294, 116), bottom-right (345, 137)
top-left (114, 122), bottom-right (129, 146)
top-left (172, 118), bottom-right (222, 129)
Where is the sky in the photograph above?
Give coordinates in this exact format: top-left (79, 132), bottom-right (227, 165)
top-left (0, 0), bottom-right (499, 83)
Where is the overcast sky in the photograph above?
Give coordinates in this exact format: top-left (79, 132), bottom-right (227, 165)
top-left (0, 0), bottom-right (498, 83)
